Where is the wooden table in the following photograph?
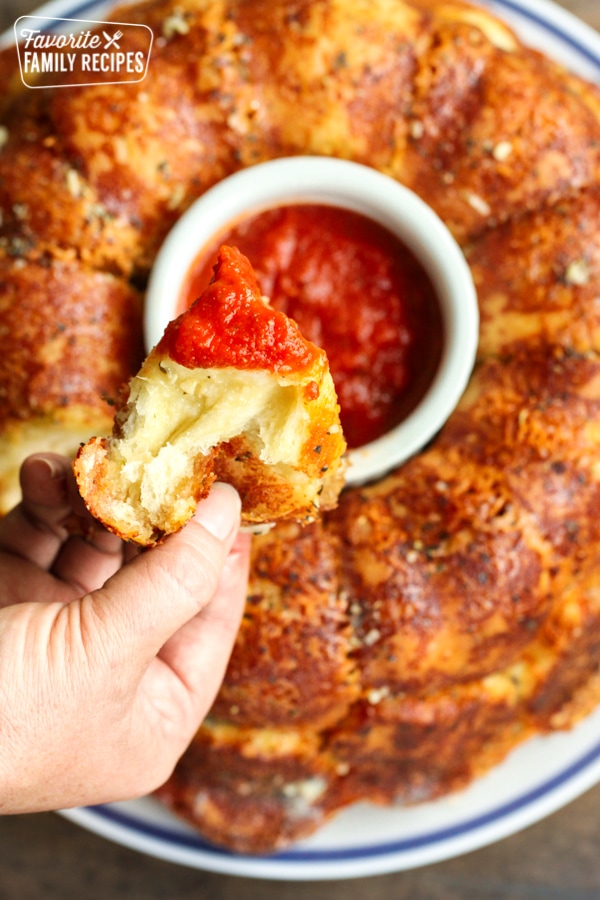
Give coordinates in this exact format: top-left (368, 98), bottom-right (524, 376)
top-left (1, 1), bottom-right (600, 897)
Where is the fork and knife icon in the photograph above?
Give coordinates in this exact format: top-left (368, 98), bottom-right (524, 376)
top-left (102, 29), bottom-right (124, 49)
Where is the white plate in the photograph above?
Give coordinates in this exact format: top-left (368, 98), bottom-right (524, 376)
top-left (59, 703), bottom-right (600, 880)
top-left (6, 0), bottom-right (600, 881)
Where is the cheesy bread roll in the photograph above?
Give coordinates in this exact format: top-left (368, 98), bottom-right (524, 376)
top-left (74, 246), bottom-right (346, 544)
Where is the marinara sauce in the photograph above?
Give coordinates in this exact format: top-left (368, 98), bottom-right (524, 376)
top-left (180, 204), bottom-right (444, 449)
top-left (161, 245), bottom-right (321, 374)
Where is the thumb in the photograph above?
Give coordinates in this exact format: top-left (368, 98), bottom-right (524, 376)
top-left (84, 483), bottom-right (243, 664)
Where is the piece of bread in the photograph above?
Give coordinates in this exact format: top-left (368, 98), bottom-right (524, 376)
top-left (0, 255), bottom-right (143, 514)
top-left (73, 246), bottom-right (346, 545)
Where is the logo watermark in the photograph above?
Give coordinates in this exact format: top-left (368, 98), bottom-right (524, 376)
top-left (14, 16), bottom-right (153, 88)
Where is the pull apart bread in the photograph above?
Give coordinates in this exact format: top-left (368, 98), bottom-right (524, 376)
top-left (73, 246), bottom-right (346, 544)
top-left (4, 0), bottom-right (600, 859)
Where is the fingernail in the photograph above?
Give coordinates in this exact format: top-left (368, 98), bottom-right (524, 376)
top-left (193, 482), bottom-right (241, 541)
top-left (30, 455), bottom-right (64, 480)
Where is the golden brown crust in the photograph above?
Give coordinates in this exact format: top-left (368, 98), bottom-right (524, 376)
top-left (468, 187), bottom-right (600, 358)
top-left (402, 13), bottom-right (600, 241)
top-left (329, 344), bottom-right (600, 691)
top-left (210, 520), bottom-right (359, 730)
top-left (0, 109), bottom-right (140, 276)
top-left (159, 592), bottom-right (600, 854)
top-left (0, 254), bottom-right (142, 424)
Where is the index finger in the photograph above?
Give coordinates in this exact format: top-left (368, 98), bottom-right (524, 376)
top-left (0, 454), bottom-right (122, 571)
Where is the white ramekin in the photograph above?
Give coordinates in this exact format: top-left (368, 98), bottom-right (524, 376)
top-left (145, 156), bottom-right (478, 486)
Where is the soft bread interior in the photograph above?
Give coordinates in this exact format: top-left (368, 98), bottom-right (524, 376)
top-left (122, 358), bottom-right (324, 471)
top-left (74, 354), bottom-right (345, 544)
top-left (118, 357), bottom-right (335, 514)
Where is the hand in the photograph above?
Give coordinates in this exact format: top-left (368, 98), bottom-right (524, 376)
top-left (0, 454), bottom-right (250, 813)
